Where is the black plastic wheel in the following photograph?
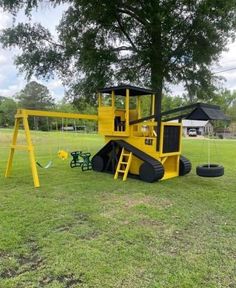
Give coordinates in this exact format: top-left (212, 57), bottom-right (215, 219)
top-left (196, 164), bottom-right (224, 177)
top-left (179, 155), bottom-right (192, 176)
top-left (91, 155), bottom-right (105, 172)
top-left (139, 161), bottom-right (164, 183)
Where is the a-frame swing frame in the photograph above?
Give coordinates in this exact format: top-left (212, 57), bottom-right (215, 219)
top-left (5, 109), bottom-right (40, 187)
top-left (5, 109), bottom-right (98, 188)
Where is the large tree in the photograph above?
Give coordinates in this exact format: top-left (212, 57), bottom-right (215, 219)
top-left (17, 81), bottom-right (54, 110)
top-left (0, 97), bottom-right (17, 127)
top-left (16, 81), bottom-right (55, 129)
top-left (1, 0), bottom-right (236, 107)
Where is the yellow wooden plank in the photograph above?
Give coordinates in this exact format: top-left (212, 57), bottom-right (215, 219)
top-left (5, 118), bottom-right (20, 178)
top-left (16, 109), bottom-right (98, 121)
top-left (22, 116), bottom-right (40, 188)
top-left (10, 145), bottom-right (31, 151)
top-left (123, 152), bottom-right (132, 181)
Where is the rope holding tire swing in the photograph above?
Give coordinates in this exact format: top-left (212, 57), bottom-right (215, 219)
top-left (196, 132), bottom-right (224, 177)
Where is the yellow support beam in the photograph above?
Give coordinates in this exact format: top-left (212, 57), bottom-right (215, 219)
top-left (5, 118), bottom-right (20, 178)
top-left (125, 89), bottom-right (129, 132)
top-left (22, 115), bottom-right (40, 188)
top-left (16, 109), bottom-right (98, 121)
top-left (10, 145), bottom-right (32, 150)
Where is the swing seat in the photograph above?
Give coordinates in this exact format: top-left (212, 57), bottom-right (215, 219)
top-left (70, 151), bottom-right (92, 171)
top-left (36, 161), bottom-right (53, 169)
top-left (58, 150), bottom-right (69, 160)
top-left (70, 151), bottom-right (84, 168)
top-left (196, 164), bottom-right (224, 177)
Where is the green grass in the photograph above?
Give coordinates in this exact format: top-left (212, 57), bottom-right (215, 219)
top-left (0, 129), bottom-right (236, 288)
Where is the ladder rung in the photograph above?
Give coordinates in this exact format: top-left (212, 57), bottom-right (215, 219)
top-left (114, 148), bottom-right (132, 181)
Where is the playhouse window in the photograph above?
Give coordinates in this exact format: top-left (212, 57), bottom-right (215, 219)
top-left (100, 94), bottom-right (112, 107)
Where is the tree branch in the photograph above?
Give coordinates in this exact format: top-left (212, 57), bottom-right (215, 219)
top-left (117, 7), bottom-right (147, 26)
top-left (115, 14), bottom-right (139, 53)
top-left (45, 38), bottom-right (65, 49)
top-left (110, 45), bottom-right (135, 52)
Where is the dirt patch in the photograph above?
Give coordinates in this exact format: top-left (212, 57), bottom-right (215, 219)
top-left (39, 273), bottom-right (85, 287)
top-left (123, 196), bottom-right (154, 208)
top-left (138, 218), bottom-right (164, 228)
top-left (78, 230), bottom-right (100, 240)
top-left (101, 194), bottom-right (173, 219)
top-left (0, 251), bottom-right (11, 259)
top-left (73, 212), bottom-right (89, 223)
top-left (55, 212), bottom-right (89, 232)
top-left (0, 239), bottom-right (44, 279)
top-left (0, 267), bottom-right (18, 279)
top-left (102, 194), bottom-right (173, 209)
top-left (56, 222), bottom-right (74, 232)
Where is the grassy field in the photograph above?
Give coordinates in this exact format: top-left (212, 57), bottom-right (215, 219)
top-left (0, 129), bottom-right (236, 288)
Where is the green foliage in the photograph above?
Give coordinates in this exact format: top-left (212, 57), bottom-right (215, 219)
top-left (228, 100), bottom-right (236, 121)
top-left (17, 81), bottom-right (55, 109)
top-left (210, 89), bottom-right (236, 127)
top-left (1, 1), bottom-right (236, 103)
top-left (0, 98), bottom-right (17, 127)
top-left (162, 95), bottom-right (186, 112)
top-left (56, 98), bottom-right (97, 132)
top-left (213, 89), bottom-right (236, 113)
top-left (17, 81), bottom-right (55, 129)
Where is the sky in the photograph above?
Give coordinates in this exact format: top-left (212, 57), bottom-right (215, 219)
top-left (0, 5), bottom-right (236, 102)
top-left (0, 5), bottom-right (66, 102)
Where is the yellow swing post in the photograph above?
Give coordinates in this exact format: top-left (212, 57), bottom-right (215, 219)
top-left (5, 110), bottom-right (40, 188)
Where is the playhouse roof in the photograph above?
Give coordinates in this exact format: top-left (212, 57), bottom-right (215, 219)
top-left (99, 85), bottom-right (154, 96)
top-left (187, 103), bottom-right (230, 121)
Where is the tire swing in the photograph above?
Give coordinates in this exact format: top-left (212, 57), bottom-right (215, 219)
top-left (196, 132), bottom-right (224, 178)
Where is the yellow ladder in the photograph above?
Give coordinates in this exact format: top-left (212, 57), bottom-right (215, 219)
top-left (114, 148), bottom-right (132, 181)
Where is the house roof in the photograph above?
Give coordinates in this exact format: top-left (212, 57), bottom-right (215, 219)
top-left (98, 85), bottom-right (154, 96)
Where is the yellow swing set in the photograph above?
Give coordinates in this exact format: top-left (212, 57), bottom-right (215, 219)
top-left (5, 108), bottom-right (97, 187)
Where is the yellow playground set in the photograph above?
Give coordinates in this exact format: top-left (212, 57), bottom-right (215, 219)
top-left (5, 85), bottom-right (228, 187)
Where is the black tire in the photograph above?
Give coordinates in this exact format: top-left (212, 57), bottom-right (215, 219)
top-left (196, 164), bottom-right (224, 177)
top-left (139, 161), bottom-right (164, 183)
top-left (179, 155), bottom-right (192, 176)
top-left (91, 155), bottom-right (105, 172)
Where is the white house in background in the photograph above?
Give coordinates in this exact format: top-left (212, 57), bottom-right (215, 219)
top-left (181, 120), bottom-right (213, 136)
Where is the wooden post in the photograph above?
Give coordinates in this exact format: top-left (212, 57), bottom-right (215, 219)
top-left (5, 117), bottom-right (20, 178)
top-left (22, 114), bottom-right (40, 188)
top-left (125, 89), bottom-right (130, 132)
top-left (5, 111), bottom-right (40, 188)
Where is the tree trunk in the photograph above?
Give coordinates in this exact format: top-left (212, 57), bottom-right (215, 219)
top-left (150, 21), bottom-right (164, 151)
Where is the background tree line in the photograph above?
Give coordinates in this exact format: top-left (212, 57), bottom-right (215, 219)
top-left (0, 81), bottom-right (97, 131)
top-left (1, 80), bottom-right (236, 131)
